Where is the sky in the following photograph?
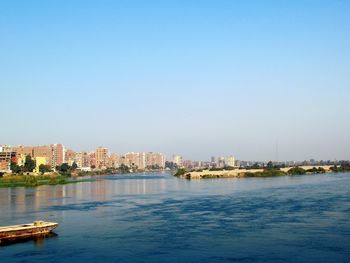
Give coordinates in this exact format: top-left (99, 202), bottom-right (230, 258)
top-left (0, 0), bottom-right (349, 161)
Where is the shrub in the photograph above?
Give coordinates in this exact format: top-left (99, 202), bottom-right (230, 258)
top-left (174, 168), bottom-right (187, 176)
top-left (288, 167), bottom-right (307, 175)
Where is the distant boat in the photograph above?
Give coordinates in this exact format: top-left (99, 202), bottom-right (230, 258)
top-left (0, 221), bottom-right (58, 242)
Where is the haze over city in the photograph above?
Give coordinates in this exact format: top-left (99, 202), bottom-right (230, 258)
top-left (1, 1), bottom-right (349, 161)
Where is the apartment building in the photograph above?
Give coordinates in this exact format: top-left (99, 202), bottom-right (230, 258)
top-left (96, 147), bottom-right (109, 168)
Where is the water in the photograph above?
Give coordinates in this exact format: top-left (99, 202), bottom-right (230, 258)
top-left (1, 172), bottom-right (350, 262)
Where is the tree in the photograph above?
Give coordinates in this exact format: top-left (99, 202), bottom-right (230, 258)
top-left (23, 156), bottom-right (35, 172)
top-left (288, 167), bottom-right (307, 175)
top-left (119, 164), bottom-right (130, 173)
top-left (251, 162), bottom-right (260, 169)
top-left (165, 161), bottom-right (178, 170)
top-left (39, 164), bottom-right (51, 174)
top-left (174, 168), bottom-right (187, 177)
top-left (147, 164), bottom-right (160, 170)
top-left (266, 161), bottom-right (274, 170)
top-left (57, 163), bottom-right (70, 174)
top-left (71, 162), bottom-right (78, 170)
top-left (10, 162), bottom-right (22, 174)
top-left (317, 167), bottom-right (326, 173)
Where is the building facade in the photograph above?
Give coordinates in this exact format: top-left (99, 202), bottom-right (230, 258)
top-left (225, 156), bottom-right (236, 167)
top-left (172, 155), bottom-right (183, 167)
top-left (146, 152), bottom-right (166, 168)
top-left (96, 147), bottom-right (109, 168)
top-left (0, 152), bottom-right (17, 172)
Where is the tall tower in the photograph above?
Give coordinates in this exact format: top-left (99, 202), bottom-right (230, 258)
top-left (96, 147), bottom-right (109, 168)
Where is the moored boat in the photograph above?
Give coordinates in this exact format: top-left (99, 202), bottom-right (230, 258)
top-left (0, 221), bottom-right (58, 242)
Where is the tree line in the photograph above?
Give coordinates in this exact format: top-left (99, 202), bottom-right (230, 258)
top-left (9, 156), bottom-right (79, 175)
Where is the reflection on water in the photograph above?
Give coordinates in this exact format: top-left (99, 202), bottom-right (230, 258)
top-left (0, 173), bottom-right (172, 216)
top-left (0, 232), bottom-right (58, 247)
top-left (0, 172), bottom-right (350, 262)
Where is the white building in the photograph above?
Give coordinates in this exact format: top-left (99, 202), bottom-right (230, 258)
top-left (172, 155), bottom-right (183, 167)
top-left (225, 156), bottom-right (236, 167)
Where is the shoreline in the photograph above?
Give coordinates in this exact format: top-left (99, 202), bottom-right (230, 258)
top-left (174, 166), bottom-right (338, 179)
top-left (0, 169), bottom-right (166, 188)
top-left (0, 174), bottom-right (91, 188)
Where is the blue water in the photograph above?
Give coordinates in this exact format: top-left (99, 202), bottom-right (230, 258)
top-left (1, 172), bottom-right (350, 262)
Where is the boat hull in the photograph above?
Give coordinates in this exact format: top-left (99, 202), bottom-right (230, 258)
top-left (0, 223), bottom-right (58, 242)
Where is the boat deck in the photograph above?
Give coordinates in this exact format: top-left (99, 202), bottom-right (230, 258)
top-left (0, 222), bottom-right (58, 232)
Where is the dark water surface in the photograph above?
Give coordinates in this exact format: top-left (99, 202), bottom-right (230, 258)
top-left (1, 172), bottom-right (350, 262)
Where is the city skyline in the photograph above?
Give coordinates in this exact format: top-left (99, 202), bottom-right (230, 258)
top-left (1, 142), bottom-right (346, 164)
top-left (1, 1), bottom-right (350, 161)
top-left (0, 143), bottom-right (167, 172)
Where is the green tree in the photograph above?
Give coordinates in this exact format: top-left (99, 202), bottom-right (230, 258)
top-left (266, 161), bottom-right (274, 169)
top-left (10, 162), bottom-right (22, 174)
top-left (251, 162), bottom-right (260, 169)
top-left (23, 156), bottom-right (35, 172)
top-left (39, 164), bottom-right (51, 174)
top-left (318, 167), bottom-right (326, 173)
top-left (71, 162), bottom-right (78, 170)
top-left (57, 163), bottom-right (70, 174)
top-left (174, 168), bottom-right (187, 176)
top-left (165, 161), bottom-right (178, 170)
top-left (147, 164), bottom-right (160, 170)
top-left (288, 167), bottom-right (307, 175)
top-left (119, 164), bottom-right (130, 173)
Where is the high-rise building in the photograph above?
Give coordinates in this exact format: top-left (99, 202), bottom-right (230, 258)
top-left (125, 152), bottom-right (146, 169)
top-left (33, 145), bottom-right (52, 166)
top-left (0, 145), bottom-right (16, 153)
top-left (173, 155), bottom-right (183, 167)
top-left (96, 147), bottom-right (109, 168)
top-left (119, 156), bottom-right (129, 167)
top-left (74, 152), bottom-right (83, 168)
top-left (108, 153), bottom-right (121, 168)
top-left (81, 152), bottom-right (91, 168)
top-left (25, 144), bottom-right (65, 169)
top-left (65, 149), bottom-right (76, 165)
top-left (14, 146), bottom-right (34, 157)
top-left (146, 152), bottom-right (166, 168)
top-left (89, 152), bottom-right (96, 168)
top-left (138, 152), bottom-right (146, 170)
top-left (73, 152), bottom-right (90, 168)
top-left (52, 144), bottom-right (64, 167)
top-left (225, 156), bottom-right (236, 167)
top-left (182, 160), bottom-right (193, 169)
top-left (125, 152), bottom-right (137, 167)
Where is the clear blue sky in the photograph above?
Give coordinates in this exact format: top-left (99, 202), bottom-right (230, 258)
top-left (1, 0), bottom-right (349, 161)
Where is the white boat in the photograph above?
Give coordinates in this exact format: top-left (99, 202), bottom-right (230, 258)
top-left (0, 221), bottom-right (58, 242)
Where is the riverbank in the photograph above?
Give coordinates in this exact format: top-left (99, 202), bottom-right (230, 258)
top-left (0, 175), bottom-right (76, 188)
top-left (0, 169), bottom-right (166, 188)
top-left (0, 169), bottom-right (115, 188)
top-left (175, 166), bottom-right (334, 179)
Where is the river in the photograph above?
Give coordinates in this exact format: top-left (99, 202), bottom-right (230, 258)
top-left (1, 172), bottom-right (350, 262)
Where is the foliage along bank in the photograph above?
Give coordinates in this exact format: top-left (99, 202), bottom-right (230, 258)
top-left (174, 165), bottom-right (335, 179)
